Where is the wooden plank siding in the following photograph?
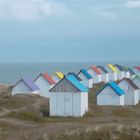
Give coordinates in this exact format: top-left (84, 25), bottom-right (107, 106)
top-left (50, 79), bottom-right (80, 92)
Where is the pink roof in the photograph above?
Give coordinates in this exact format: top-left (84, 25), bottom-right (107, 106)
top-left (136, 66), bottom-right (140, 71)
top-left (34, 73), bottom-right (56, 85)
top-left (90, 65), bottom-right (102, 75)
top-left (43, 73), bottom-right (56, 85)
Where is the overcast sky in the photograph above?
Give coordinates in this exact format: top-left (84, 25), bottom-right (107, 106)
top-left (0, 0), bottom-right (140, 63)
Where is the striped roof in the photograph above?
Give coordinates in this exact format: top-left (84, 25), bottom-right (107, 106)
top-left (78, 69), bottom-right (92, 79)
top-left (118, 78), bottom-right (139, 90)
top-left (34, 73), bottom-right (56, 85)
top-left (89, 65), bottom-right (102, 75)
top-left (55, 72), bottom-right (64, 79)
top-left (108, 64), bottom-right (118, 73)
top-left (97, 65), bottom-right (108, 73)
top-left (67, 72), bottom-right (82, 81)
top-left (15, 78), bottom-right (39, 91)
top-left (66, 75), bottom-right (88, 92)
top-left (114, 64), bottom-right (124, 71)
top-left (96, 81), bottom-right (125, 96)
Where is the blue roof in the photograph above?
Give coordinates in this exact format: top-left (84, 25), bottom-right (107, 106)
top-left (96, 81), bottom-right (125, 96)
top-left (80, 69), bottom-right (92, 79)
top-left (66, 75), bottom-right (89, 92)
top-left (67, 72), bottom-right (82, 81)
top-left (22, 78), bottom-right (39, 91)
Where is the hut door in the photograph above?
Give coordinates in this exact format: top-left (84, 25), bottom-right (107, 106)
top-left (65, 93), bottom-right (73, 116)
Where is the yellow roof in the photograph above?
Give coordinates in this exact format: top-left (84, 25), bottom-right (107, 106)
top-left (108, 64), bottom-right (118, 73)
top-left (55, 72), bottom-right (64, 79)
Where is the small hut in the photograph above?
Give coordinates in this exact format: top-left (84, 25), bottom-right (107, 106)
top-left (105, 64), bottom-right (118, 81)
top-left (49, 75), bottom-right (89, 117)
top-left (118, 78), bottom-right (139, 105)
top-left (120, 65), bottom-right (130, 78)
top-left (133, 67), bottom-right (140, 77)
top-left (133, 76), bottom-right (140, 101)
top-left (87, 65), bottom-right (102, 84)
top-left (114, 64), bottom-right (125, 80)
top-left (77, 69), bottom-right (93, 88)
top-left (12, 78), bottom-right (40, 95)
top-left (34, 73), bottom-right (56, 98)
top-left (52, 72), bottom-right (64, 83)
top-left (97, 65), bottom-right (109, 83)
top-left (96, 81), bottom-right (125, 106)
top-left (128, 68), bottom-right (136, 79)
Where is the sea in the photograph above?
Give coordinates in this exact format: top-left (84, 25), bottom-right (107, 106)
top-left (0, 62), bottom-right (139, 85)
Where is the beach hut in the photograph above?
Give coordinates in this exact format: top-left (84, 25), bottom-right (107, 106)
top-left (77, 69), bottom-right (93, 88)
top-left (34, 73), bottom-right (56, 98)
top-left (120, 65), bottom-right (130, 78)
top-left (133, 76), bottom-right (140, 101)
top-left (97, 65), bottom-right (109, 83)
top-left (12, 78), bottom-right (40, 95)
top-left (133, 67), bottom-right (140, 77)
top-left (118, 78), bottom-right (139, 105)
top-left (49, 75), bottom-right (89, 117)
top-left (52, 72), bottom-right (64, 83)
top-left (105, 64), bottom-right (118, 81)
top-left (114, 64), bottom-right (125, 80)
top-left (67, 72), bottom-right (82, 81)
top-left (136, 66), bottom-right (140, 72)
top-left (128, 68), bottom-right (136, 79)
top-left (87, 65), bottom-right (102, 84)
top-left (96, 81), bottom-right (125, 106)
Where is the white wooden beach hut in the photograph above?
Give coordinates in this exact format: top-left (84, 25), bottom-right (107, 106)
top-left (49, 75), bottom-right (89, 117)
top-left (128, 68), bottom-right (136, 79)
top-left (77, 69), bottom-right (93, 88)
top-left (12, 78), bottom-right (40, 95)
top-left (118, 78), bottom-right (139, 105)
top-left (52, 72), bottom-right (64, 83)
top-left (133, 67), bottom-right (140, 77)
top-left (133, 76), bottom-right (140, 101)
top-left (105, 64), bottom-right (118, 81)
top-left (34, 73), bottom-right (56, 98)
top-left (97, 66), bottom-right (109, 83)
top-left (120, 65), bottom-right (130, 78)
top-left (96, 81), bottom-right (125, 106)
top-left (87, 65), bottom-right (102, 84)
top-left (114, 64), bottom-right (125, 80)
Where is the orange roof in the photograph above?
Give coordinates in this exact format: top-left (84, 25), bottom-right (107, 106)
top-left (90, 65), bottom-right (102, 75)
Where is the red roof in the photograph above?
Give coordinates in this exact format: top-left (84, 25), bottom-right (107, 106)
top-left (43, 73), bottom-right (56, 85)
top-left (136, 66), bottom-right (140, 71)
top-left (90, 65), bottom-right (102, 75)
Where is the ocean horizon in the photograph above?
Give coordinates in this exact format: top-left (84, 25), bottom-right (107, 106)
top-left (0, 61), bottom-right (139, 84)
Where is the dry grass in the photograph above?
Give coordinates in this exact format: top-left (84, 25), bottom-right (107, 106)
top-left (1, 84), bottom-right (140, 139)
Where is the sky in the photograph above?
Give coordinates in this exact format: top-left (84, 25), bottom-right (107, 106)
top-left (0, 0), bottom-right (140, 63)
